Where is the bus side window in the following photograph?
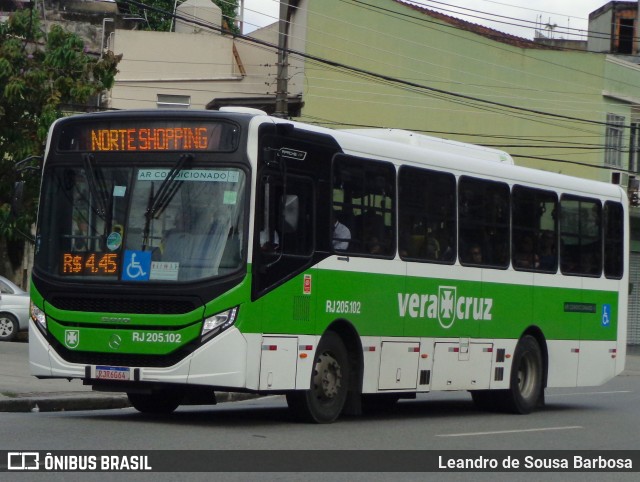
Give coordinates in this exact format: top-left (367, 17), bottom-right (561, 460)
top-left (560, 196), bottom-right (602, 276)
top-left (332, 155), bottom-right (395, 258)
top-left (458, 176), bottom-right (509, 268)
top-left (398, 166), bottom-right (456, 263)
top-left (604, 201), bottom-right (624, 279)
top-left (511, 185), bottom-right (558, 273)
top-left (257, 175), bottom-right (314, 257)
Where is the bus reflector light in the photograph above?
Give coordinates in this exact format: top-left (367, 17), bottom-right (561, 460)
top-left (571, 348), bottom-right (580, 353)
top-left (421, 354), bottom-right (428, 359)
top-left (364, 346), bottom-right (376, 352)
top-left (300, 353), bottom-right (308, 359)
top-left (299, 345), bottom-right (313, 351)
top-left (262, 345), bottom-right (278, 351)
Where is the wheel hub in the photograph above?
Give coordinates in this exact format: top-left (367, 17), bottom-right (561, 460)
top-left (313, 352), bottom-right (342, 400)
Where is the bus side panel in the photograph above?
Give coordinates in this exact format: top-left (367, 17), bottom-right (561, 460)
top-left (187, 327), bottom-right (248, 387)
top-left (546, 340), bottom-right (580, 387)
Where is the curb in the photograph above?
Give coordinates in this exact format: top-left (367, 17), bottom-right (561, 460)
top-left (0, 394), bottom-right (130, 413)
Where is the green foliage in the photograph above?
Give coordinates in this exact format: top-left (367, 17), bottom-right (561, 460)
top-left (123, 0), bottom-right (240, 34)
top-left (0, 9), bottom-right (120, 257)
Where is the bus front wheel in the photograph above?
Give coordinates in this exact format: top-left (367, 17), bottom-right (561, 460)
top-left (127, 389), bottom-right (184, 414)
top-left (286, 331), bottom-right (349, 423)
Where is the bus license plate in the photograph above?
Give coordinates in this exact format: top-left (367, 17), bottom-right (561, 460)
top-left (95, 365), bottom-right (130, 381)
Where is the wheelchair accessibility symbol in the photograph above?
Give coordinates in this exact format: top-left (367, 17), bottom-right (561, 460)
top-left (122, 250), bottom-right (151, 281)
top-left (602, 304), bottom-right (611, 327)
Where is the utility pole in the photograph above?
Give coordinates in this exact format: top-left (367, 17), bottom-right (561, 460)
top-left (274, 0), bottom-right (289, 118)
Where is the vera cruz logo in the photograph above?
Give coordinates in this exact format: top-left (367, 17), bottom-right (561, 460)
top-left (65, 329), bottom-right (80, 349)
top-left (398, 285), bottom-right (493, 329)
top-left (438, 286), bottom-right (457, 329)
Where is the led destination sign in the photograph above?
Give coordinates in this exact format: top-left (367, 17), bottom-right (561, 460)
top-left (91, 127), bottom-right (210, 152)
top-left (57, 120), bottom-right (239, 152)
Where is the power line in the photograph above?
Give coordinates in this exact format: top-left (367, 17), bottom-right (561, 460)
top-left (119, 0), bottom-right (630, 134)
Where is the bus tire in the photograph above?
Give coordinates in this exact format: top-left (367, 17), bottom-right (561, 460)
top-left (504, 335), bottom-right (543, 414)
top-left (127, 390), bottom-right (183, 414)
top-left (286, 331), bottom-right (349, 423)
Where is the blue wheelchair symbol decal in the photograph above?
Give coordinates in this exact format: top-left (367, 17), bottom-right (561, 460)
top-left (602, 304), bottom-right (611, 327)
top-left (122, 250), bottom-right (151, 281)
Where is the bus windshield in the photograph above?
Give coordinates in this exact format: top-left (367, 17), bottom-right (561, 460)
top-left (35, 161), bottom-right (246, 283)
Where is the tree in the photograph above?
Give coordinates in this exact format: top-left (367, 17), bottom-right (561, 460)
top-left (0, 8), bottom-right (120, 276)
top-left (121, 0), bottom-right (240, 34)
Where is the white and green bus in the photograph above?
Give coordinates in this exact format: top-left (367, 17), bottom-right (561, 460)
top-left (29, 109), bottom-right (628, 422)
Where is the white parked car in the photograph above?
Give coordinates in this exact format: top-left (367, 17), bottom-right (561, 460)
top-left (0, 275), bottom-right (30, 341)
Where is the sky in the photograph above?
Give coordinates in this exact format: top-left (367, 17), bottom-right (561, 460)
top-left (240, 0), bottom-right (620, 39)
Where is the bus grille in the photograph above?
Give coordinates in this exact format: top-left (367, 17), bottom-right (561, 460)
top-left (51, 339), bottom-right (195, 368)
top-left (49, 296), bottom-right (196, 315)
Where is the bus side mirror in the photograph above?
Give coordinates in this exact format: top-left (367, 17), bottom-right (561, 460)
top-left (11, 181), bottom-right (25, 217)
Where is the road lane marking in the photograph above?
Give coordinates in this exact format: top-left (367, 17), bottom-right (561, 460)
top-left (437, 426), bottom-right (583, 437)
top-left (546, 390), bottom-right (631, 397)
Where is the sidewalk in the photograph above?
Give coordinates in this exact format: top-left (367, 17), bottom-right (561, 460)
top-left (2, 338), bottom-right (639, 413)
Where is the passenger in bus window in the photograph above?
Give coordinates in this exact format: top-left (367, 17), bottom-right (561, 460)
top-left (72, 219), bottom-right (89, 251)
top-left (538, 230), bottom-right (556, 271)
top-left (366, 235), bottom-right (383, 255)
top-left (332, 214), bottom-right (351, 251)
top-left (467, 244), bottom-right (483, 264)
top-left (513, 235), bottom-right (539, 269)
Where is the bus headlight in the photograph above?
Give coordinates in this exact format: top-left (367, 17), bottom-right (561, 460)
top-left (201, 306), bottom-right (238, 342)
top-left (30, 301), bottom-right (47, 329)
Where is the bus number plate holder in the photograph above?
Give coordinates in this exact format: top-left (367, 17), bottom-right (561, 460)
top-left (95, 365), bottom-right (131, 381)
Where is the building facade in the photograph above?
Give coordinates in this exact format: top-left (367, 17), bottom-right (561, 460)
top-left (288, 0), bottom-right (640, 343)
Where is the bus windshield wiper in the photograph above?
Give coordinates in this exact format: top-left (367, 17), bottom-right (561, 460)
top-left (82, 153), bottom-right (109, 221)
top-left (142, 154), bottom-right (193, 248)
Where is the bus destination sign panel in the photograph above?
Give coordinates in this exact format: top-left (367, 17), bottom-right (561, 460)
top-left (90, 127), bottom-right (210, 152)
top-left (57, 120), bottom-right (238, 152)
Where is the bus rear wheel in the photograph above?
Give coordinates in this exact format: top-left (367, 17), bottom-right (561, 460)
top-left (505, 335), bottom-right (543, 414)
top-left (286, 331), bottom-right (349, 423)
top-left (471, 335), bottom-right (543, 414)
top-left (127, 389), bottom-right (184, 414)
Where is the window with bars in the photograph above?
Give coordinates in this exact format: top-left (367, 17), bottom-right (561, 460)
top-left (605, 113), bottom-right (625, 167)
